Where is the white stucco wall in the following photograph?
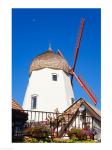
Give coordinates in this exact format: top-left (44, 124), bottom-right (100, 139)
top-left (63, 72), bottom-right (75, 106)
top-left (23, 68), bottom-right (74, 114)
top-left (93, 119), bottom-right (101, 140)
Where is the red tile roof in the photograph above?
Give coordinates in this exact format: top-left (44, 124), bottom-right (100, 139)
top-left (12, 99), bottom-right (23, 110)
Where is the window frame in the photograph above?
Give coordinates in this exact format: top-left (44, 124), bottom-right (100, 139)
top-left (52, 73), bottom-right (58, 81)
top-left (31, 95), bottom-right (37, 109)
top-left (71, 98), bottom-right (74, 104)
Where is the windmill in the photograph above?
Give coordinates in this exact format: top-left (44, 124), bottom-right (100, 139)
top-left (58, 18), bottom-right (97, 106)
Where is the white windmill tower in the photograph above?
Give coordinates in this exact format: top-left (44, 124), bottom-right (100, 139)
top-left (23, 19), bottom-right (97, 123)
top-left (23, 46), bottom-right (74, 114)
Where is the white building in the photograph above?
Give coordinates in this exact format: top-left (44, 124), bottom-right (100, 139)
top-left (23, 48), bottom-right (74, 113)
top-left (60, 98), bottom-right (101, 140)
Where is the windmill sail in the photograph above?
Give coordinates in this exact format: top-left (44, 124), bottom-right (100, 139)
top-left (70, 70), bottom-right (97, 105)
top-left (71, 19), bottom-right (85, 85)
top-left (57, 34), bottom-right (97, 105)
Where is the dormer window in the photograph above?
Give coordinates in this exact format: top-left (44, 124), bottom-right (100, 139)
top-left (52, 73), bottom-right (57, 81)
top-left (31, 95), bottom-right (37, 109)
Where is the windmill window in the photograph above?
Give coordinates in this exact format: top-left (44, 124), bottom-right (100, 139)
top-left (52, 73), bottom-right (57, 81)
top-left (31, 95), bottom-right (37, 109)
top-left (71, 98), bottom-right (74, 104)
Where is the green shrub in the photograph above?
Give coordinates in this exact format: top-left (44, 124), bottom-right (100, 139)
top-left (53, 138), bottom-right (71, 143)
top-left (24, 137), bottom-right (39, 143)
top-left (52, 137), bottom-right (91, 143)
top-left (23, 136), bottom-right (96, 143)
top-left (23, 125), bottom-right (51, 141)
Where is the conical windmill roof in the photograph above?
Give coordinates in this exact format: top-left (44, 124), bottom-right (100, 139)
top-left (30, 49), bottom-right (70, 75)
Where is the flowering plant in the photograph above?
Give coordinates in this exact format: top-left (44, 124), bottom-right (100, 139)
top-left (67, 127), bottom-right (96, 140)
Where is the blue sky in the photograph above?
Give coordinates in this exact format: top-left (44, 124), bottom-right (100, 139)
top-left (12, 8), bottom-right (101, 110)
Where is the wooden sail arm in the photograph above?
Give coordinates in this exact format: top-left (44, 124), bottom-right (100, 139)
top-left (71, 19), bottom-right (85, 85)
top-left (70, 70), bottom-right (97, 105)
top-left (72, 19), bottom-right (85, 72)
